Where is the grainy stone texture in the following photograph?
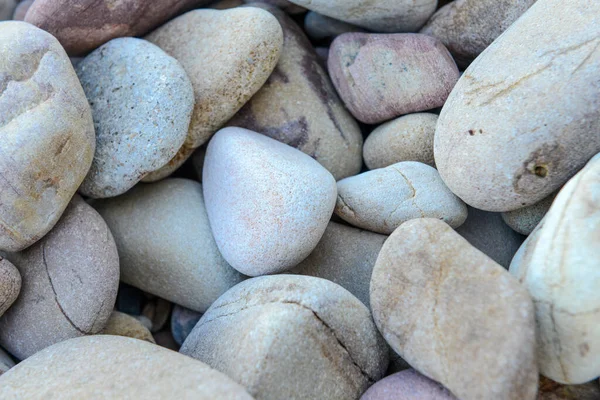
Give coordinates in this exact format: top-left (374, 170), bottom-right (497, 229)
top-left (0, 196), bottom-right (119, 360)
top-left (11, 0), bottom-right (29, 20)
top-left (329, 33), bottom-right (459, 124)
top-left (0, 22), bottom-right (95, 252)
top-left (361, 369), bottom-right (457, 400)
top-left (509, 154), bottom-right (600, 384)
top-left (24, 0), bottom-right (213, 56)
top-left (145, 8), bottom-right (283, 179)
top-left (286, 0), bottom-right (437, 33)
top-left (100, 311), bottom-right (156, 343)
top-left (502, 194), bottom-right (556, 235)
top-left (181, 275), bottom-right (389, 400)
top-left (203, 127), bottom-right (337, 276)
top-left (230, 4), bottom-right (363, 180)
top-left (0, 0), bottom-right (15, 20)
top-left (364, 113), bottom-right (438, 170)
top-left (77, 38), bottom-right (193, 198)
top-left (0, 348), bottom-right (14, 376)
top-left (0, 258), bottom-right (20, 317)
top-left (92, 179), bottom-right (244, 313)
top-left (371, 218), bottom-right (538, 400)
top-left (243, 0), bottom-right (305, 14)
top-left (0, 336), bottom-right (253, 399)
top-left (289, 221), bottom-right (386, 309)
top-left (335, 162), bottom-right (467, 234)
top-left (537, 376), bottom-right (600, 400)
top-left (172, 305), bottom-right (203, 346)
top-left (304, 11), bottom-right (365, 42)
top-left (434, 0), bottom-right (600, 212)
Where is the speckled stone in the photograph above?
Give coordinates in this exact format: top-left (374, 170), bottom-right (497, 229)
top-left (11, 0), bottom-right (30, 20)
top-left (229, 4), bottom-right (363, 181)
top-left (335, 162), bottom-right (467, 234)
top-left (502, 194), bottom-right (556, 235)
top-left (329, 33), bottom-right (459, 124)
top-left (100, 311), bottom-right (156, 344)
top-left (364, 113), bottom-right (438, 170)
top-left (181, 275), bottom-right (389, 400)
top-left (434, 0), bottom-right (600, 212)
top-left (0, 348), bottom-right (14, 376)
top-left (537, 376), bottom-right (600, 400)
top-left (0, 22), bottom-right (95, 252)
top-left (371, 218), bottom-right (538, 400)
top-left (0, 196), bottom-right (119, 360)
top-left (0, 0), bottom-right (15, 20)
top-left (203, 127), bottom-right (337, 276)
top-left (76, 38), bottom-right (193, 198)
top-left (304, 11), bottom-right (365, 42)
top-left (361, 369), bottom-right (457, 400)
top-left (171, 305), bottom-right (202, 346)
top-left (243, 0), bottom-right (305, 14)
top-left (0, 336), bottom-right (253, 399)
top-left (0, 258), bottom-right (20, 318)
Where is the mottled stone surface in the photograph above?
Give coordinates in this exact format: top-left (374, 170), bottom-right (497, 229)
top-left (434, 0), bottom-right (600, 212)
top-left (361, 369), bottom-right (457, 400)
top-left (100, 311), bottom-right (155, 343)
top-left (0, 22), bottom-right (95, 252)
top-left (171, 305), bottom-right (202, 346)
top-left (0, 196), bottom-right (119, 360)
top-left (371, 219), bottom-right (538, 400)
top-left (304, 11), bottom-right (365, 42)
top-left (509, 154), bottom-right (600, 384)
top-left (181, 275), bottom-right (388, 400)
top-left (0, 336), bottom-right (253, 399)
top-left (230, 4), bottom-right (363, 180)
top-left (329, 33), bottom-right (459, 124)
top-left (502, 194), bottom-right (556, 235)
top-left (0, 258), bottom-right (20, 317)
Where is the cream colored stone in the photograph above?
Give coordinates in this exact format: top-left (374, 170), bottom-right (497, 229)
top-left (100, 311), bottom-right (156, 343)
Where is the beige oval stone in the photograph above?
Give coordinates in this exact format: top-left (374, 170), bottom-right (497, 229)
top-left (0, 258), bottom-right (20, 318)
top-left (100, 311), bottom-right (156, 343)
top-left (502, 193), bottom-right (556, 235)
top-left (371, 218), bottom-right (538, 400)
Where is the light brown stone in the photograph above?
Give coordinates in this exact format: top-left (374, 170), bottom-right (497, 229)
top-left (100, 311), bottom-right (156, 344)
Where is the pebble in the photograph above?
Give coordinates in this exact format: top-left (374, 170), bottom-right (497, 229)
top-left (304, 11), bottom-right (365, 43)
top-left (509, 154), bottom-right (600, 384)
top-left (171, 305), bottom-right (203, 346)
top-left (361, 369), bottom-right (457, 400)
top-left (145, 8), bottom-right (283, 179)
top-left (142, 297), bottom-right (172, 333)
top-left (0, 336), bottom-right (253, 399)
top-left (0, 196), bottom-right (119, 360)
top-left (203, 127), bottom-right (337, 276)
top-left (0, 22), bottom-right (95, 252)
top-left (229, 4), bottom-right (363, 181)
top-left (92, 179), bottom-right (245, 313)
top-left (0, 0), bottom-right (15, 20)
top-left (335, 162), bottom-right (467, 235)
top-left (0, 258), bottom-right (20, 317)
top-left (181, 275), bottom-right (389, 399)
top-left (434, 0), bottom-right (600, 212)
top-left (100, 311), bottom-right (156, 344)
top-left (11, 0), bottom-right (29, 20)
top-left (363, 113), bottom-right (438, 170)
top-left (0, 348), bottom-right (14, 376)
top-left (328, 33), bottom-right (460, 124)
top-left (371, 218), bottom-right (538, 400)
top-left (76, 38), bottom-right (193, 198)
top-left (501, 194), bottom-right (556, 235)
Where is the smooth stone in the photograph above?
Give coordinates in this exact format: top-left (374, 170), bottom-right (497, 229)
top-left (371, 218), bottom-right (538, 400)
top-left (421, 0), bottom-right (535, 68)
top-left (171, 305), bottom-right (203, 346)
top-left (0, 0), bottom-right (15, 19)
top-left (456, 206), bottom-right (525, 268)
top-left (361, 369), bottom-right (457, 400)
top-left (0, 348), bottom-right (14, 376)
top-left (243, 0), bottom-right (305, 14)
top-left (116, 283), bottom-right (145, 316)
top-left (304, 11), bottom-right (365, 42)
top-left (24, 0), bottom-right (212, 56)
top-left (100, 311), bottom-right (156, 344)
top-left (134, 315), bottom-right (153, 331)
top-left (76, 38), bottom-right (193, 198)
top-left (537, 376), bottom-right (600, 400)
top-left (434, 0), bottom-right (600, 212)
top-left (289, 221), bottom-right (386, 309)
top-left (229, 4), bottom-right (363, 181)
top-left (509, 154), bottom-right (600, 384)
top-left (203, 127), bottom-right (337, 276)
top-left (92, 179), bottom-right (244, 313)
top-left (11, 0), bottom-right (29, 20)
top-left (329, 33), bottom-right (459, 124)
top-left (0, 22), bottom-right (95, 252)
top-left (335, 162), bottom-right (467, 235)
top-left (0, 196), bottom-right (119, 360)
top-left (0, 336), bottom-right (253, 399)
top-left (0, 258), bottom-right (20, 317)
top-left (285, 0), bottom-right (437, 33)
top-left (315, 46), bottom-right (329, 67)
top-left (145, 8), bottom-right (283, 179)
top-left (142, 298), bottom-right (172, 333)
top-left (364, 113), bottom-right (438, 170)
top-left (501, 194), bottom-right (556, 235)
top-left (181, 275), bottom-right (389, 400)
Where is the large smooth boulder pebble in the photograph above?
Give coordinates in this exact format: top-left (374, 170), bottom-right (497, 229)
top-left (286, 0), bottom-right (437, 33)
top-left (230, 4), bottom-right (363, 181)
top-left (181, 275), bottom-right (388, 400)
top-left (24, 0), bottom-right (213, 56)
top-left (243, 0), bottom-right (305, 14)
top-left (0, 258), bottom-right (20, 317)
top-left (501, 194), bottom-right (556, 235)
top-left (0, 348), bottom-right (14, 376)
top-left (537, 376), bottom-right (600, 400)
top-left (364, 113), bottom-right (438, 170)
top-left (100, 311), bottom-right (156, 344)
top-left (92, 179), bottom-right (245, 313)
top-left (421, 0), bottom-right (536, 67)
top-left (76, 38), bottom-right (193, 198)
top-left (203, 127), bottom-right (337, 276)
top-left (0, 336), bottom-right (253, 399)
top-left (371, 218), bottom-right (538, 400)
top-left (172, 305), bottom-right (203, 346)
top-left (304, 11), bottom-right (365, 42)
top-left (0, 22), bottom-right (95, 252)
top-left (0, 196), bottom-right (119, 360)
top-left (434, 0), bottom-right (600, 212)
top-left (509, 154), bottom-right (600, 384)
top-left (144, 8), bottom-right (283, 180)
top-left (329, 33), bottom-right (459, 124)
top-left (361, 369), bottom-right (457, 400)
top-left (335, 162), bottom-right (467, 235)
